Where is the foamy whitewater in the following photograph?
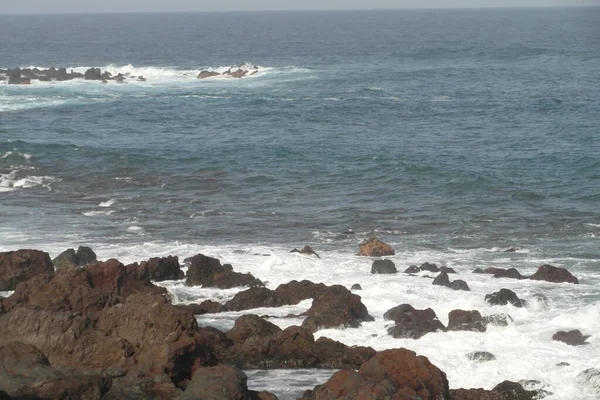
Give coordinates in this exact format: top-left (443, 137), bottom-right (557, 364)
top-left (1, 7), bottom-right (599, 400)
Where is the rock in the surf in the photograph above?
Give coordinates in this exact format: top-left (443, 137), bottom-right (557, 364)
top-left (130, 255), bottom-right (184, 282)
top-left (433, 271), bottom-right (470, 291)
top-left (84, 67), bottom-right (103, 80)
top-left (357, 237), bottom-right (395, 257)
top-left (404, 265), bottom-right (420, 273)
top-left (384, 304), bottom-right (446, 339)
top-left (301, 285), bottom-right (374, 332)
top-left (493, 267), bottom-right (526, 280)
top-left (466, 351), bottom-right (496, 362)
top-left (450, 380), bottom-right (539, 400)
top-left (301, 348), bottom-right (449, 400)
top-left (575, 368), bottom-right (600, 395)
top-left (484, 288), bottom-right (525, 308)
top-left (552, 329), bottom-right (590, 346)
top-left (0, 249), bottom-right (54, 291)
top-left (420, 262), bottom-right (440, 272)
top-left (447, 310), bottom-right (486, 332)
top-left (197, 70), bottom-right (220, 79)
top-left (351, 283), bottom-right (362, 290)
top-left (185, 253), bottom-right (263, 288)
top-left (529, 264), bottom-right (579, 284)
top-left (290, 245), bottom-right (320, 258)
top-left (371, 259), bottom-right (397, 274)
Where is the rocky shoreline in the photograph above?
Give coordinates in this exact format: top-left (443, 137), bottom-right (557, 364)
top-left (0, 239), bottom-right (594, 399)
top-left (0, 63), bottom-right (258, 84)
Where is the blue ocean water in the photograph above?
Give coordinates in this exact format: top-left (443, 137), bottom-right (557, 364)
top-left (1, 9), bottom-right (600, 397)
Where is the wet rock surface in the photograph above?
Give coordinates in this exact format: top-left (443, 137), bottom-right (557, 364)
top-left (529, 264), bottom-right (579, 284)
top-left (552, 329), bottom-right (590, 346)
top-left (0, 249), bottom-right (54, 291)
top-left (186, 254), bottom-right (263, 289)
top-left (290, 245), bottom-right (320, 258)
top-left (384, 304), bottom-right (446, 339)
top-left (485, 288), bottom-right (525, 307)
top-left (357, 237), bottom-right (395, 257)
top-left (370, 259), bottom-right (397, 274)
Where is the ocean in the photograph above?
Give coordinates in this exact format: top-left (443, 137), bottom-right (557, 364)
top-left (1, 7), bottom-right (599, 399)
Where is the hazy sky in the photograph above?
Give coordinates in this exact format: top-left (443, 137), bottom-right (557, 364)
top-left (1, 0), bottom-right (598, 13)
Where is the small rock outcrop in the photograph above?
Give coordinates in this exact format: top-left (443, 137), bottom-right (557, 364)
top-left (52, 246), bottom-right (97, 269)
top-left (301, 348), bottom-right (449, 400)
top-left (466, 351), bottom-right (496, 362)
top-left (371, 259), bottom-right (397, 274)
top-left (301, 285), bottom-right (374, 332)
top-left (447, 310), bottom-right (486, 332)
top-left (433, 271), bottom-right (470, 291)
top-left (186, 254), bottom-right (263, 289)
top-left (404, 265), bottom-right (420, 273)
top-left (357, 238), bottom-right (395, 257)
top-left (485, 288), bottom-right (525, 308)
top-left (529, 264), bottom-right (579, 284)
top-left (351, 283), bottom-right (362, 290)
top-left (384, 304), bottom-right (446, 339)
top-left (493, 268), bottom-right (525, 280)
top-left (0, 250), bottom-right (54, 291)
top-left (290, 245), bottom-right (320, 258)
top-left (552, 329), bottom-right (590, 346)
top-left (131, 255), bottom-right (185, 282)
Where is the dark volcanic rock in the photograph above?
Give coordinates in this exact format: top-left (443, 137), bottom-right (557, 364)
top-left (552, 329), bottom-right (590, 346)
top-left (53, 246), bottom-right (97, 269)
top-left (473, 267), bottom-right (505, 275)
top-left (302, 348), bottom-right (449, 400)
top-left (357, 237), bottom-right (395, 257)
top-left (440, 266), bottom-right (457, 274)
top-left (0, 342), bottom-right (111, 399)
top-left (371, 259), bottom-right (397, 274)
top-left (404, 265), bottom-right (420, 273)
top-left (217, 317), bottom-right (375, 370)
top-left (226, 287), bottom-right (282, 311)
top-left (447, 310), bottom-right (486, 332)
top-left (274, 280), bottom-right (328, 305)
top-left (302, 285), bottom-right (373, 332)
top-left (186, 253), bottom-right (263, 288)
top-left (86, 258), bottom-right (166, 298)
top-left (84, 67), bottom-right (103, 80)
top-left (485, 288), bottom-right (524, 308)
top-left (420, 262), bottom-right (440, 272)
top-left (466, 351), bottom-right (496, 362)
top-left (384, 304), bottom-right (445, 339)
top-left (178, 299), bottom-right (227, 315)
top-left (133, 255), bottom-right (184, 282)
top-left (179, 365), bottom-right (278, 400)
top-left (450, 381), bottom-right (538, 400)
top-left (7, 69), bottom-right (21, 84)
top-left (529, 264), bottom-right (579, 284)
top-left (0, 249), bottom-right (54, 291)
top-left (350, 283), bottom-right (362, 290)
top-left (433, 271), bottom-right (470, 291)
top-left (493, 268), bottom-right (525, 280)
top-left (290, 245), bottom-right (320, 258)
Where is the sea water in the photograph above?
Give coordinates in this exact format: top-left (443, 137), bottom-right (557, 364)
top-left (1, 7), bottom-right (599, 399)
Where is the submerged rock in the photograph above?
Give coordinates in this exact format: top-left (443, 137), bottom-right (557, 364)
top-left (466, 351), bottom-right (496, 362)
top-left (485, 288), bottom-right (525, 308)
top-left (290, 245), bottom-right (320, 258)
top-left (404, 265), bottom-right (420, 273)
top-left (357, 237), bottom-right (395, 257)
top-left (552, 329), bottom-right (590, 346)
top-left (433, 271), bottom-right (470, 291)
top-left (371, 259), bottom-right (397, 274)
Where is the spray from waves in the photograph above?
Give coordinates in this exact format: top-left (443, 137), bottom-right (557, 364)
top-left (0, 150), bottom-right (31, 160)
top-left (0, 167), bottom-right (60, 192)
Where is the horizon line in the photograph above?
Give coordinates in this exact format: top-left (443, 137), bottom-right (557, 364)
top-left (1, 4), bottom-right (598, 16)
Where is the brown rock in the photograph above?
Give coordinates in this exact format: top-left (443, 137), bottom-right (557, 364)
top-left (447, 310), bottom-right (486, 332)
top-left (179, 365), bottom-right (272, 400)
top-left (357, 238), bottom-right (395, 257)
top-left (273, 280), bottom-right (328, 305)
top-left (404, 265), bottom-right (420, 273)
top-left (433, 271), bottom-right (470, 291)
top-left (186, 254), bottom-right (263, 289)
top-left (133, 255), bottom-right (185, 282)
top-left (86, 258), bottom-right (166, 298)
top-left (384, 304), bottom-right (446, 339)
top-left (371, 259), bottom-right (397, 274)
top-left (226, 287), bottom-right (283, 311)
top-left (0, 249), bottom-right (54, 291)
top-left (226, 314), bottom-right (282, 343)
top-left (197, 70), bottom-right (220, 79)
top-left (301, 285), bottom-right (374, 332)
top-left (529, 264), bottom-right (579, 284)
top-left (178, 299), bottom-right (227, 315)
top-left (420, 262), bottom-right (440, 272)
top-left (552, 329), bottom-right (590, 346)
top-left (450, 380), bottom-right (538, 400)
top-left (303, 348), bottom-right (449, 400)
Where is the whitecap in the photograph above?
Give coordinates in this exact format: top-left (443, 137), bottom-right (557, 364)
top-left (99, 199), bottom-right (116, 207)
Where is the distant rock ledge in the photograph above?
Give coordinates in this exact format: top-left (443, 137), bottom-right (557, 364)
top-left (196, 64), bottom-right (259, 79)
top-left (0, 67), bottom-right (147, 84)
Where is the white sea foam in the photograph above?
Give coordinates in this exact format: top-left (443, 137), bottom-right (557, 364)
top-left (0, 291), bottom-right (14, 298)
top-left (0, 238), bottom-right (595, 398)
top-left (0, 150), bottom-right (31, 160)
top-left (99, 199), bottom-right (116, 207)
top-left (82, 210), bottom-right (115, 217)
top-left (0, 168), bottom-right (59, 192)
